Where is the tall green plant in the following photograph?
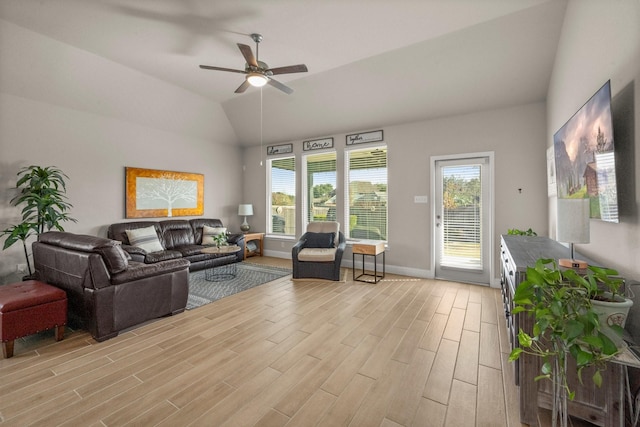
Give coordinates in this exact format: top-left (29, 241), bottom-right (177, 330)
top-left (508, 258), bottom-right (620, 427)
top-left (1, 165), bottom-right (77, 275)
top-left (12, 166), bottom-right (76, 234)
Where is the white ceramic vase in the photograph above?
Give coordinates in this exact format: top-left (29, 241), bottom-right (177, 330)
top-left (591, 292), bottom-right (633, 331)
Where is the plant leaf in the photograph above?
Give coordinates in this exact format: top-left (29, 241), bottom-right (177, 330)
top-left (509, 347), bottom-right (523, 361)
top-left (592, 370), bottom-right (603, 388)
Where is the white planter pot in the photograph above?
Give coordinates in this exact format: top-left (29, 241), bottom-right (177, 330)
top-left (591, 292), bottom-right (633, 330)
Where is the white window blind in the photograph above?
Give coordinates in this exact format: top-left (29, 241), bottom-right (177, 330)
top-left (304, 152), bottom-right (337, 224)
top-left (269, 157), bottom-right (295, 235)
top-left (441, 164), bottom-right (482, 269)
top-left (346, 147), bottom-right (387, 241)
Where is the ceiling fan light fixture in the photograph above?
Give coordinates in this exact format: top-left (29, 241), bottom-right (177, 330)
top-left (247, 72), bottom-right (268, 87)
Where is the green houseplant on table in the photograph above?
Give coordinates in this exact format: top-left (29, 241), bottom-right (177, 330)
top-left (212, 232), bottom-right (228, 248)
top-left (508, 258), bottom-right (626, 427)
top-left (1, 165), bottom-right (76, 277)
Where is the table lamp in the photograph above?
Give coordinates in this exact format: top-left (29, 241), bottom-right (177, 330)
top-left (238, 204), bottom-right (254, 233)
top-left (557, 198), bottom-right (590, 269)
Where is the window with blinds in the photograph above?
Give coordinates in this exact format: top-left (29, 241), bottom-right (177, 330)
top-left (346, 147), bottom-right (387, 241)
top-left (304, 152), bottom-right (337, 224)
top-left (440, 164), bottom-right (482, 269)
top-left (269, 156), bottom-right (295, 236)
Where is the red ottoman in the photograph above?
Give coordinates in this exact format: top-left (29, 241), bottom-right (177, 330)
top-left (0, 280), bottom-right (67, 358)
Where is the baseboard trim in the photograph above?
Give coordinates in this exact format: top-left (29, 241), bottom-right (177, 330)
top-left (265, 249), bottom-right (434, 280)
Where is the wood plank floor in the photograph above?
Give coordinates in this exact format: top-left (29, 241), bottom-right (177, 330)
top-left (0, 257), bottom-right (596, 426)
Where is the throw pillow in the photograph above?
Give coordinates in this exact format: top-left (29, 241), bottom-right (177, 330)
top-left (125, 226), bottom-right (164, 253)
top-left (305, 232), bottom-right (335, 249)
top-left (202, 225), bottom-right (227, 245)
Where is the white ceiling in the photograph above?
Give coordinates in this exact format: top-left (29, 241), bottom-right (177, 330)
top-left (0, 0), bottom-right (567, 146)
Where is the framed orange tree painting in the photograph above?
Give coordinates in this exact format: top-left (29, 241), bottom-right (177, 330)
top-left (125, 167), bottom-right (204, 218)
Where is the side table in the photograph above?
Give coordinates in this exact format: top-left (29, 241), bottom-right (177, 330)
top-left (352, 241), bottom-right (385, 283)
top-left (243, 232), bottom-right (264, 259)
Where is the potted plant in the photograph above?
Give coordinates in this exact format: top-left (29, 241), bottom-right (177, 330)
top-left (577, 264), bottom-right (634, 335)
top-left (1, 165), bottom-right (76, 277)
top-left (508, 258), bottom-right (622, 427)
top-left (507, 228), bottom-right (538, 236)
top-left (212, 232), bottom-right (228, 248)
top-left (1, 222), bottom-right (37, 276)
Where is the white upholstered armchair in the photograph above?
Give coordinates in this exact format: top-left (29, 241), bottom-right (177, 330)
top-left (291, 221), bottom-right (346, 281)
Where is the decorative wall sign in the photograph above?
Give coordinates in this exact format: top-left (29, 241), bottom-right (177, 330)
top-left (267, 143), bottom-right (293, 155)
top-left (125, 167), bottom-right (204, 218)
top-left (346, 130), bottom-right (383, 145)
top-left (303, 137), bottom-right (334, 151)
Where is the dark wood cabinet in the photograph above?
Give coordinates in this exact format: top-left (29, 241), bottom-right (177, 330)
top-left (500, 235), bottom-right (623, 426)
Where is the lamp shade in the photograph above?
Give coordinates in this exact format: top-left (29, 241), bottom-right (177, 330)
top-left (557, 198), bottom-right (590, 244)
top-left (238, 204), bottom-right (254, 216)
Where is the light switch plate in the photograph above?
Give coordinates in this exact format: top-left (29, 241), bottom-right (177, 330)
top-left (414, 195), bottom-right (428, 204)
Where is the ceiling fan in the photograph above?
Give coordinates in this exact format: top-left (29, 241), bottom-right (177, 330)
top-left (199, 33), bottom-right (308, 95)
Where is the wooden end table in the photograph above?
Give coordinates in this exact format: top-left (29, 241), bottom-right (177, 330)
top-left (352, 241), bottom-right (385, 283)
top-left (200, 245), bottom-right (241, 281)
top-left (243, 232), bottom-right (264, 259)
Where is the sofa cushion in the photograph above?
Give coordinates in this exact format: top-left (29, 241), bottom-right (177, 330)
top-left (305, 232), bottom-right (335, 249)
top-left (126, 226), bottom-right (164, 253)
top-left (145, 250), bottom-right (183, 264)
top-left (190, 218), bottom-right (224, 244)
top-left (159, 220), bottom-right (195, 249)
top-left (175, 244), bottom-right (210, 257)
top-left (202, 226), bottom-right (227, 245)
top-left (298, 248), bottom-right (337, 262)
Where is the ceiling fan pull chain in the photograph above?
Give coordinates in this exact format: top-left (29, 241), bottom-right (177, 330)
top-left (260, 87), bottom-right (263, 166)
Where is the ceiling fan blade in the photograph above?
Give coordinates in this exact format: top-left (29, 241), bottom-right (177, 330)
top-left (234, 80), bottom-right (251, 94)
top-left (237, 43), bottom-right (258, 68)
top-left (199, 65), bottom-right (246, 74)
top-left (267, 78), bottom-right (294, 95)
top-left (268, 64), bottom-right (308, 75)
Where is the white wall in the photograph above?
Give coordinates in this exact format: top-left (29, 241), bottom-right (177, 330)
top-left (243, 102), bottom-right (548, 281)
top-left (0, 21), bottom-right (241, 283)
top-left (547, 0), bottom-right (640, 279)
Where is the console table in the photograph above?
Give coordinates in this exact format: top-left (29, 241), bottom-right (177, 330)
top-left (500, 235), bottom-right (623, 426)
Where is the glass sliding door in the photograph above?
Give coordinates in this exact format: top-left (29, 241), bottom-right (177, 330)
top-left (433, 155), bottom-right (491, 285)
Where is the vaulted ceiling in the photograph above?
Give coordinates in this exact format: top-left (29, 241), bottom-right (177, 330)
top-left (0, 0), bottom-right (567, 146)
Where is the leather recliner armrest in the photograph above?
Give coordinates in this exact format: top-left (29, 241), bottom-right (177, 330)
top-left (121, 244), bottom-right (146, 262)
top-left (227, 233), bottom-right (244, 244)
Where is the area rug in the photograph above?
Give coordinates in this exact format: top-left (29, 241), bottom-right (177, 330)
top-left (187, 262), bottom-right (291, 310)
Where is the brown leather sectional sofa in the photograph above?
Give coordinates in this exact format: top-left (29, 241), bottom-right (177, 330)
top-left (33, 231), bottom-right (190, 341)
top-left (107, 218), bottom-right (245, 271)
